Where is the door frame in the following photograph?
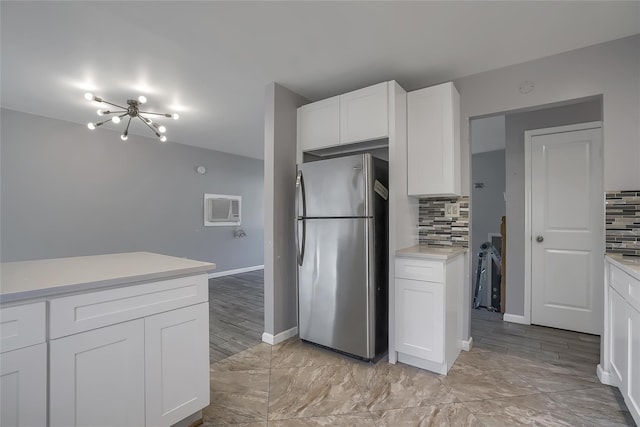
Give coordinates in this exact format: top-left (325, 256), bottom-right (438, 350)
top-left (523, 121), bottom-right (603, 325)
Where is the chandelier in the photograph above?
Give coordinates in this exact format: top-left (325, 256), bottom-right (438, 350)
top-left (84, 93), bottom-right (179, 142)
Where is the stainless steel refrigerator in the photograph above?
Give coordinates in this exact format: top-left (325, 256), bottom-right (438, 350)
top-left (296, 153), bottom-right (388, 360)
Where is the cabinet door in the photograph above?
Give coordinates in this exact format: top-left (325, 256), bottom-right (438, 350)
top-left (145, 303), bottom-right (210, 427)
top-left (339, 82), bottom-right (388, 144)
top-left (610, 288), bottom-right (627, 390)
top-left (298, 96), bottom-right (340, 151)
top-left (0, 343), bottom-right (47, 427)
top-left (50, 319), bottom-right (145, 427)
top-left (407, 82), bottom-right (460, 196)
top-left (628, 306), bottom-right (640, 422)
top-left (395, 278), bottom-right (444, 362)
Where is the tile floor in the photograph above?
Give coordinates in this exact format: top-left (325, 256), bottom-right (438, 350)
top-left (202, 337), bottom-right (634, 426)
top-left (205, 273), bottom-right (635, 426)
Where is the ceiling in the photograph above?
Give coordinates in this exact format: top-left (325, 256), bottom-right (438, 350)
top-left (1, 2), bottom-right (638, 160)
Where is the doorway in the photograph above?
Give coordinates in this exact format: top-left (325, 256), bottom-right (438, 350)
top-left (525, 122), bottom-right (604, 335)
top-left (469, 96), bottom-right (603, 339)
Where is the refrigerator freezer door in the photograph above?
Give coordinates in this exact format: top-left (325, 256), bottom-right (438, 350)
top-left (299, 154), bottom-right (373, 218)
top-left (298, 217), bottom-right (376, 359)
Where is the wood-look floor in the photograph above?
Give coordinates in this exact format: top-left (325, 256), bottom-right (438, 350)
top-left (208, 271), bottom-right (602, 371)
top-left (208, 270), bottom-right (264, 363)
top-left (471, 308), bottom-right (601, 372)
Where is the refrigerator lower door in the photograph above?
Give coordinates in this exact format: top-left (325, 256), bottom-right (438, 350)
top-left (298, 217), bottom-right (376, 359)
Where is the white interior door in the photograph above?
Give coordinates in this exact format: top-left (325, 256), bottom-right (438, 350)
top-left (528, 123), bottom-right (603, 335)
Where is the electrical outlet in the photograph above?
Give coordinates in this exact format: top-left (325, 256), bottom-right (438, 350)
top-left (445, 202), bottom-right (460, 218)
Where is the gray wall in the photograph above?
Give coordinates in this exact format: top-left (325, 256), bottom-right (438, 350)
top-left (455, 34), bottom-right (640, 195)
top-left (453, 35), bottom-right (638, 332)
top-left (470, 149), bottom-right (506, 303)
top-left (0, 108), bottom-right (264, 271)
top-left (503, 99), bottom-right (602, 316)
top-left (263, 83), bottom-right (307, 337)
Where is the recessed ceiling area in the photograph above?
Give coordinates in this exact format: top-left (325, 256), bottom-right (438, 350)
top-left (1, 1), bottom-right (639, 159)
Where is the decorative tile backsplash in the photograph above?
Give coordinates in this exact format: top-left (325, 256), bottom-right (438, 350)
top-left (418, 196), bottom-right (469, 247)
top-left (606, 191), bottom-right (640, 256)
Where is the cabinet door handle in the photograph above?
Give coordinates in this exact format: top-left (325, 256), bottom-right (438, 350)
top-left (536, 235), bottom-right (544, 243)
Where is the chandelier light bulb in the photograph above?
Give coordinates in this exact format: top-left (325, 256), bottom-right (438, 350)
top-left (97, 109), bottom-right (104, 116)
top-left (112, 116), bottom-right (121, 124)
top-left (172, 113), bottom-right (179, 120)
top-left (159, 135), bottom-right (167, 142)
top-left (138, 95), bottom-right (147, 104)
top-left (120, 133), bottom-right (128, 141)
top-left (87, 123), bottom-right (96, 130)
top-left (158, 125), bottom-right (166, 133)
top-left (84, 92), bottom-right (95, 101)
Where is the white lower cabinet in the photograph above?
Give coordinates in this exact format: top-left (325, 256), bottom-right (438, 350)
top-left (50, 319), bottom-right (146, 427)
top-left (600, 257), bottom-right (640, 425)
top-left (609, 288), bottom-right (627, 389)
top-left (145, 303), bottom-right (210, 426)
top-left (48, 276), bottom-right (210, 427)
top-left (628, 306), bottom-right (640, 420)
top-left (0, 343), bottom-right (47, 427)
top-left (393, 253), bottom-right (463, 375)
top-left (395, 278), bottom-right (444, 362)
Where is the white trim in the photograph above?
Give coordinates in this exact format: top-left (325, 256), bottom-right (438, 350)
top-left (170, 411), bottom-right (202, 427)
top-left (460, 337), bottom-right (473, 351)
top-left (597, 364), bottom-right (615, 386)
top-left (523, 121), bottom-right (602, 326)
top-left (208, 265), bottom-right (264, 279)
top-left (262, 326), bottom-right (298, 345)
top-left (503, 313), bottom-right (528, 325)
top-left (397, 352), bottom-right (449, 375)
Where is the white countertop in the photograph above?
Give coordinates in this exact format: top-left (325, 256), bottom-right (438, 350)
top-left (606, 253), bottom-right (640, 281)
top-left (396, 245), bottom-right (467, 261)
top-left (0, 252), bottom-right (215, 303)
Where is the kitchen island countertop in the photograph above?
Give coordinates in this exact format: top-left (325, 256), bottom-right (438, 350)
top-left (0, 252), bottom-right (215, 303)
top-left (396, 245), bottom-right (467, 261)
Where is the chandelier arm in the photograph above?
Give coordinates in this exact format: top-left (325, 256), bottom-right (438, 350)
top-left (124, 116), bottom-right (132, 134)
top-left (138, 115), bottom-right (161, 137)
top-left (99, 100), bottom-right (127, 110)
top-left (138, 111), bottom-right (173, 117)
top-left (101, 110), bottom-right (127, 115)
top-left (94, 117), bottom-right (113, 127)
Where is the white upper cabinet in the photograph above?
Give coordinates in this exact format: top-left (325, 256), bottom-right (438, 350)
top-left (339, 82), bottom-right (389, 144)
top-left (297, 82), bottom-right (390, 154)
top-left (297, 96), bottom-right (340, 151)
top-left (407, 82), bottom-right (461, 197)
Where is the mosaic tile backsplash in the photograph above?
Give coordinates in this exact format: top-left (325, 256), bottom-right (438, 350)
top-left (418, 196), bottom-right (469, 247)
top-left (606, 191), bottom-right (640, 256)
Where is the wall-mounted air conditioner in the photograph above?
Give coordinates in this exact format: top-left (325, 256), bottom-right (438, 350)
top-left (204, 194), bottom-right (241, 226)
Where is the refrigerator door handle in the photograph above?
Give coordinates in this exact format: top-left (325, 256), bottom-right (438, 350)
top-left (295, 170), bottom-right (306, 266)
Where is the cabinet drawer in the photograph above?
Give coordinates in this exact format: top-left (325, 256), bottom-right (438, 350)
top-left (610, 264), bottom-right (640, 312)
top-left (49, 274), bottom-right (208, 339)
top-left (0, 302), bottom-right (46, 353)
top-left (395, 258), bottom-right (444, 283)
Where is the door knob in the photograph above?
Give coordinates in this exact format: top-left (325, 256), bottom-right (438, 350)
top-left (536, 235), bottom-right (544, 243)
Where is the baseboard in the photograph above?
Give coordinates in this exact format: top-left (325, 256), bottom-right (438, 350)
top-left (262, 326), bottom-right (298, 345)
top-left (460, 337), bottom-right (473, 351)
top-left (171, 411), bottom-right (202, 427)
top-left (597, 364), bottom-right (615, 386)
top-left (503, 313), bottom-right (528, 325)
top-left (208, 265), bottom-right (264, 279)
